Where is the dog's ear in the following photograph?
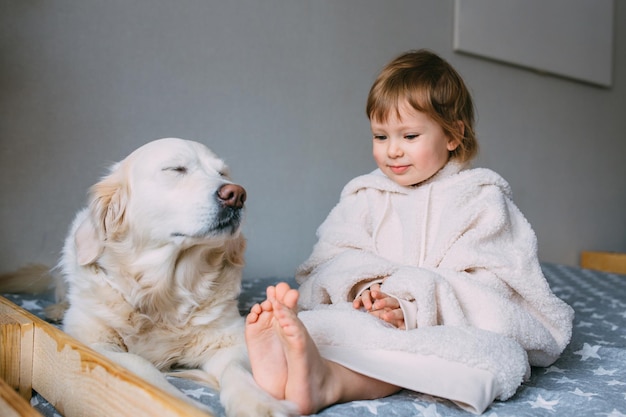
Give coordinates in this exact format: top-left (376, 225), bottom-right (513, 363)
top-left (92, 165), bottom-right (130, 239)
top-left (75, 165), bottom-right (129, 265)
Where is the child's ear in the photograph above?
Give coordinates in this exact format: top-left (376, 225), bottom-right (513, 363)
top-left (447, 121), bottom-right (464, 151)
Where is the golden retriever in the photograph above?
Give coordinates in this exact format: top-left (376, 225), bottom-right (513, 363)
top-left (5, 138), bottom-right (296, 416)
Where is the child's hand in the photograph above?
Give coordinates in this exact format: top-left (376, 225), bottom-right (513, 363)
top-left (353, 284), bottom-right (406, 329)
top-left (352, 283), bottom-right (377, 311)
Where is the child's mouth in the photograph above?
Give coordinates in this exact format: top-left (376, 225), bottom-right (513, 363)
top-left (389, 165), bottom-right (410, 174)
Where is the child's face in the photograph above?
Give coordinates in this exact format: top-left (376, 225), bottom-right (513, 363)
top-left (371, 102), bottom-right (459, 187)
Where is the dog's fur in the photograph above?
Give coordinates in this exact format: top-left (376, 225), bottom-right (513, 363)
top-left (2, 138), bottom-right (295, 417)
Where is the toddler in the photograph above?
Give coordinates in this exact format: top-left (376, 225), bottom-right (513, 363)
top-left (245, 49), bottom-right (574, 415)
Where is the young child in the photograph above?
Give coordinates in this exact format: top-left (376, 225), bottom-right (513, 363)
top-left (245, 50), bottom-right (574, 415)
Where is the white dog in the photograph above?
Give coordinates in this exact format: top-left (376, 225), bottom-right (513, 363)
top-left (20, 138), bottom-right (296, 416)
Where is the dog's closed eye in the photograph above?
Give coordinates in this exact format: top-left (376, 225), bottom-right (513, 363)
top-left (163, 166), bottom-right (188, 175)
top-left (162, 166), bottom-right (230, 180)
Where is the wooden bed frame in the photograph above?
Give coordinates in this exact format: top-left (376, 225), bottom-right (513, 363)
top-left (0, 296), bottom-right (212, 417)
top-left (580, 251), bottom-right (626, 275)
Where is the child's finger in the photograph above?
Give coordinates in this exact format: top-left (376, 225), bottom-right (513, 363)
top-left (354, 291), bottom-right (373, 310)
top-left (373, 296), bottom-right (400, 310)
top-left (382, 309), bottom-right (405, 329)
top-left (360, 290), bottom-right (374, 310)
top-left (370, 284), bottom-right (386, 297)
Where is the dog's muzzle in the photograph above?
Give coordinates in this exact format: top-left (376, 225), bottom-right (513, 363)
top-left (213, 183), bottom-right (246, 234)
top-left (217, 183), bottom-right (246, 210)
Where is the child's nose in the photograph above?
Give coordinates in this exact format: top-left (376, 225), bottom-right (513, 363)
top-left (387, 139), bottom-right (403, 157)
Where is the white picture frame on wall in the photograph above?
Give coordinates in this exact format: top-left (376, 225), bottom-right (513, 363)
top-left (453, 0), bottom-right (614, 87)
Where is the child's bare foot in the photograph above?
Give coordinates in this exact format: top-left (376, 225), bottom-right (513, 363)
top-left (248, 283), bottom-right (400, 414)
top-left (271, 285), bottom-right (340, 415)
top-left (245, 286), bottom-right (287, 399)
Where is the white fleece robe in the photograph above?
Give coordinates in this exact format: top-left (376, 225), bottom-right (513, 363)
top-left (295, 161), bottom-right (574, 414)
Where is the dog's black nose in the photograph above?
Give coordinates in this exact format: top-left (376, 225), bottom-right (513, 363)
top-left (217, 184), bottom-right (246, 209)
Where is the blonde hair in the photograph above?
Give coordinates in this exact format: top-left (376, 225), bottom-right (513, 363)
top-left (366, 49), bottom-right (478, 162)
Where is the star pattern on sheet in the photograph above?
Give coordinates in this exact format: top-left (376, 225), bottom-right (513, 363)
top-left (514, 265), bottom-right (626, 417)
top-left (574, 343), bottom-right (601, 361)
top-left (412, 403), bottom-right (442, 417)
top-left (349, 400), bottom-right (387, 414)
top-left (607, 380), bottom-right (626, 386)
top-left (181, 387), bottom-right (215, 399)
top-left (20, 299), bottom-right (42, 310)
top-left (527, 395), bottom-right (559, 410)
top-left (594, 367), bottom-right (618, 376)
top-left (554, 376), bottom-right (576, 384)
top-left (544, 365), bottom-right (565, 374)
top-left (570, 388), bottom-right (598, 398)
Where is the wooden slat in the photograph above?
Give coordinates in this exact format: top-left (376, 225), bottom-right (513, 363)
top-left (0, 299), bottom-right (34, 399)
top-left (580, 251), bottom-right (626, 275)
top-left (0, 377), bottom-right (42, 417)
top-left (0, 296), bottom-right (212, 417)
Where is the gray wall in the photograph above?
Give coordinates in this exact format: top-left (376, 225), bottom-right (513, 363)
top-left (1, 1), bottom-right (625, 280)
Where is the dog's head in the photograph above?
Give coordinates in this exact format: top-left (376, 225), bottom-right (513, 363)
top-left (74, 138), bottom-right (246, 266)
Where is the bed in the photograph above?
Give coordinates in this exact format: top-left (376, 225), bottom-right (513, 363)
top-left (2, 261), bottom-right (625, 417)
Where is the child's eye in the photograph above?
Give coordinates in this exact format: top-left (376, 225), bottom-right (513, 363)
top-left (373, 135), bottom-right (387, 140)
top-left (405, 134), bottom-right (419, 140)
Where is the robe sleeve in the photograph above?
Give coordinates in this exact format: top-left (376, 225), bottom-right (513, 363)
top-left (381, 183), bottom-right (573, 366)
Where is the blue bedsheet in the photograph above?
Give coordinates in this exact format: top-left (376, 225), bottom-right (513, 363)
top-left (5, 262), bottom-right (626, 416)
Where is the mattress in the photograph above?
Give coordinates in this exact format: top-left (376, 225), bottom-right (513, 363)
top-left (3, 262), bottom-right (625, 417)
